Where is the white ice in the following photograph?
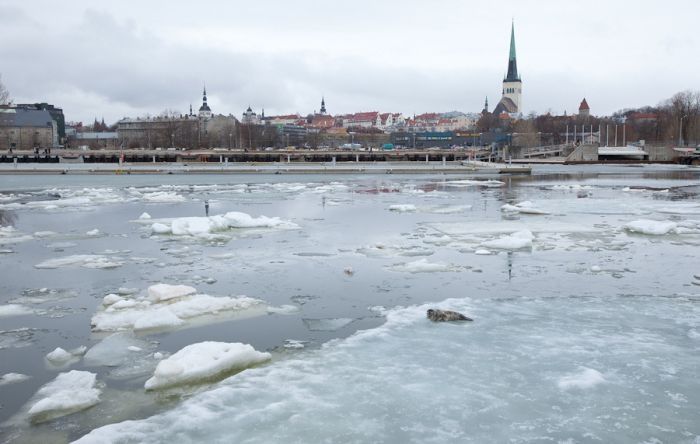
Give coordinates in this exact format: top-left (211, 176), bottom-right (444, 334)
top-left (624, 219), bottom-right (677, 235)
top-left (27, 370), bottom-right (101, 422)
top-left (481, 229), bottom-right (534, 250)
top-left (388, 258), bottom-right (456, 273)
top-left (91, 284), bottom-right (266, 332)
top-left (0, 372), bottom-right (31, 386)
top-left (501, 201), bottom-right (550, 215)
top-left (149, 211), bottom-right (298, 237)
top-left (45, 346), bottom-right (86, 367)
top-left (557, 368), bottom-right (606, 390)
top-left (141, 191), bottom-right (186, 203)
top-left (144, 342), bottom-right (271, 390)
top-left (139, 212), bottom-right (152, 219)
top-left (0, 226), bottom-right (33, 245)
top-left (302, 318), bottom-right (354, 331)
top-left (388, 204), bottom-right (417, 212)
top-left (35, 255), bottom-right (124, 269)
top-left (442, 179), bottom-right (504, 188)
top-left (0, 304), bottom-right (34, 317)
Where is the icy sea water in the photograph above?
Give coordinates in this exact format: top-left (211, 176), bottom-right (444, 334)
top-left (0, 164), bottom-right (698, 443)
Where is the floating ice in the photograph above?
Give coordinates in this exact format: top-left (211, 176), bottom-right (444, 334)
top-left (303, 318), bottom-right (354, 331)
top-left (141, 191), bottom-right (186, 203)
top-left (443, 179), bottom-right (504, 188)
top-left (0, 226), bottom-right (33, 245)
top-left (557, 368), bottom-right (606, 390)
top-left (144, 342), bottom-right (271, 390)
top-left (481, 229), bottom-right (534, 250)
top-left (35, 254), bottom-right (124, 269)
top-left (474, 249), bottom-right (491, 255)
top-left (147, 283), bottom-right (197, 302)
top-left (388, 204), bottom-right (417, 212)
top-left (27, 370), bottom-right (101, 423)
top-left (0, 372), bottom-right (31, 386)
top-left (590, 265), bottom-right (602, 272)
top-left (33, 231), bottom-right (58, 238)
top-left (91, 284), bottom-right (266, 332)
top-left (427, 205), bottom-right (472, 214)
top-left (102, 294), bottom-right (124, 306)
top-left (149, 211), bottom-right (298, 237)
top-left (139, 212), bottom-right (152, 219)
top-left (624, 219), bottom-right (677, 235)
top-left (0, 304), bottom-right (34, 317)
top-left (388, 258), bottom-right (456, 273)
top-left (46, 346), bottom-right (86, 367)
top-left (501, 201), bottom-right (550, 215)
top-left (85, 229), bottom-right (101, 236)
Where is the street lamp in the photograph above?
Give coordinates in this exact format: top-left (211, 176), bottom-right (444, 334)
top-left (229, 132), bottom-right (232, 150)
top-left (679, 115), bottom-right (687, 147)
top-left (171, 133), bottom-right (175, 148)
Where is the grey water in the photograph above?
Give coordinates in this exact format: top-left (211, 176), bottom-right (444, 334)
top-left (0, 164), bottom-right (699, 443)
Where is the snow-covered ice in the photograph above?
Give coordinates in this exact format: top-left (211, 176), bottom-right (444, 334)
top-left (139, 212), bottom-right (152, 219)
top-left (45, 346), bottom-right (86, 367)
top-left (91, 284), bottom-right (266, 332)
top-left (0, 372), bottom-right (31, 386)
top-left (149, 211), bottom-right (298, 237)
top-left (27, 370), bottom-right (101, 423)
top-left (35, 254), bottom-right (124, 269)
top-left (388, 258), bottom-right (457, 273)
top-left (388, 204), bottom-right (417, 212)
top-left (0, 304), bottom-right (34, 317)
top-left (501, 201), bottom-right (550, 215)
top-left (557, 368), bottom-right (606, 390)
top-left (481, 229), bottom-right (534, 250)
top-left (624, 219), bottom-right (677, 235)
top-left (144, 342), bottom-right (271, 390)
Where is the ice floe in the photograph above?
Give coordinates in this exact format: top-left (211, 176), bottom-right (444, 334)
top-left (85, 229), bottom-right (101, 236)
top-left (45, 346), bottom-right (87, 367)
top-left (27, 370), bottom-right (101, 423)
top-left (144, 342), bottom-right (271, 390)
top-left (149, 211), bottom-right (298, 237)
top-left (0, 304), bottom-right (34, 317)
top-left (624, 219), bottom-right (677, 235)
top-left (35, 254), bottom-right (124, 269)
top-left (141, 191), bottom-right (186, 203)
top-left (0, 226), bottom-right (33, 245)
top-left (0, 372), bottom-right (31, 386)
top-left (139, 212), bottom-right (152, 219)
top-left (388, 204), bottom-right (417, 212)
top-left (84, 332), bottom-right (159, 379)
top-left (387, 258), bottom-right (458, 273)
top-left (557, 368), bottom-right (606, 390)
top-left (442, 179), bottom-right (504, 188)
top-left (91, 284), bottom-right (266, 332)
top-left (303, 318), bottom-right (355, 331)
top-left (481, 230), bottom-right (534, 250)
top-left (501, 201), bottom-right (550, 215)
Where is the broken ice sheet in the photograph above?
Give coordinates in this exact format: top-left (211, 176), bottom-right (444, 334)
top-left (303, 318), bottom-right (355, 331)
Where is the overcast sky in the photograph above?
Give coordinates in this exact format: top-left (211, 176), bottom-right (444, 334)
top-left (1, 0), bottom-right (698, 124)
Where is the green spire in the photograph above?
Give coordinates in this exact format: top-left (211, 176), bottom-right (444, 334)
top-left (505, 21), bottom-right (520, 81)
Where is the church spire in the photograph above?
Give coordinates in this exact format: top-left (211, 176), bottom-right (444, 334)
top-left (320, 96), bottom-right (327, 115)
top-left (483, 96), bottom-right (489, 113)
top-left (505, 21), bottom-right (520, 82)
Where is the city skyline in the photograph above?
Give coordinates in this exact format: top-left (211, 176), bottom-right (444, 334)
top-left (1, 0), bottom-right (698, 123)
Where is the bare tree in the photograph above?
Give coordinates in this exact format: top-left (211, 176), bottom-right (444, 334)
top-left (0, 74), bottom-right (9, 105)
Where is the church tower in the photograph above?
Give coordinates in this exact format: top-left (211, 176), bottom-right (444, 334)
top-left (319, 96), bottom-right (327, 115)
top-left (198, 85), bottom-right (212, 120)
top-left (501, 21), bottom-right (522, 114)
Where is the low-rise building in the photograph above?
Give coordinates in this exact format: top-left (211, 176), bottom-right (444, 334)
top-left (0, 106), bottom-right (58, 151)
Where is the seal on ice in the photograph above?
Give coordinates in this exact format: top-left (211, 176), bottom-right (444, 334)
top-left (427, 309), bottom-right (473, 322)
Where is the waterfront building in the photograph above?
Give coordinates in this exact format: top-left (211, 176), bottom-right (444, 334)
top-left (242, 106), bottom-right (261, 125)
top-left (493, 22), bottom-right (522, 117)
top-left (0, 106), bottom-right (58, 150)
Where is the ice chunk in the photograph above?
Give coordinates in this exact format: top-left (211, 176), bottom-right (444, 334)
top-left (27, 370), bottom-right (101, 422)
top-left (148, 283), bottom-right (197, 302)
top-left (388, 204), bottom-right (417, 212)
top-left (557, 368), bottom-right (606, 390)
top-left (0, 304), bottom-right (34, 317)
top-left (86, 229), bottom-right (100, 236)
top-left (144, 342), bottom-right (271, 390)
top-left (388, 258), bottom-right (455, 273)
top-left (481, 230), bottom-right (534, 250)
top-left (33, 231), bottom-right (58, 238)
top-left (624, 219), bottom-right (677, 235)
top-left (443, 179), bottom-right (504, 188)
top-left (151, 223), bottom-right (172, 234)
top-left (474, 249), bottom-right (491, 255)
top-left (46, 346), bottom-right (86, 367)
top-left (590, 265), bottom-right (602, 272)
top-left (139, 212), bottom-right (152, 219)
top-left (142, 191), bottom-right (186, 202)
top-left (501, 201), bottom-right (550, 215)
top-left (0, 372), bottom-right (31, 386)
top-left (133, 308), bottom-right (184, 331)
top-left (102, 294), bottom-right (124, 306)
top-left (303, 318), bottom-right (354, 331)
top-left (35, 254), bottom-right (124, 269)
